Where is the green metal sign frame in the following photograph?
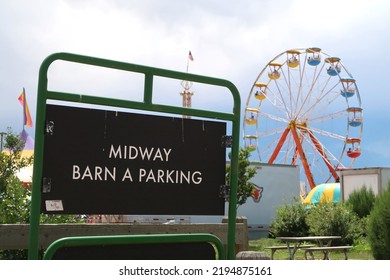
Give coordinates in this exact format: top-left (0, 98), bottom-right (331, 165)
top-left (43, 233), bottom-right (225, 260)
top-left (28, 52), bottom-right (241, 260)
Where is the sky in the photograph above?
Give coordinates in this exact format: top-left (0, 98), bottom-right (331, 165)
top-left (1, 0), bottom-right (390, 179)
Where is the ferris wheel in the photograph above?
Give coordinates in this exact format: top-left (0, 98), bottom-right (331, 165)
top-left (243, 48), bottom-right (363, 189)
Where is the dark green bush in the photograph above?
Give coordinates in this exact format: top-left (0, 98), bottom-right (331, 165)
top-left (270, 198), bottom-right (309, 237)
top-left (346, 186), bottom-right (376, 218)
top-left (305, 203), bottom-right (360, 245)
top-left (367, 184), bottom-right (390, 259)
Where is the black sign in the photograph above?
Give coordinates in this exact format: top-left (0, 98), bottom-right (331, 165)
top-left (41, 105), bottom-right (226, 215)
top-left (49, 242), bottom-right (217, 260)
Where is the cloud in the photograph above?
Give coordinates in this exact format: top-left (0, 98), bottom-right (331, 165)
top-left (1, 0), bottom-right (390, 171)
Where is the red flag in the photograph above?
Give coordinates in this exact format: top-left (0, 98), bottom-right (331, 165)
top-left (18, 88), bottom-right (33, 127)
top-left (188, 51), bottom-right (194, 61)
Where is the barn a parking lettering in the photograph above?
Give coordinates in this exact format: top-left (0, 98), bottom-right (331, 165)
top-left (71, 144), bottom-right (202, 184)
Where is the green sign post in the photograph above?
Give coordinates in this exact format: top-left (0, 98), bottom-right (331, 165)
top-left (28, 52), bottom-right (241, 260)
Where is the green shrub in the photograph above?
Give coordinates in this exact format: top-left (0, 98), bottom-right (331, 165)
top-left (367, 184), bottom-right (390, 259)
top-left (346, 186), bottom-right (376, 218)
top-left (225, 147), bottom-right (257, 207)
top-left (270, 198), bottom-right (309, 237)
top-left (306, 203), bottom-right (360, 245)
top-left (0, 176), bottom-right (31, 224)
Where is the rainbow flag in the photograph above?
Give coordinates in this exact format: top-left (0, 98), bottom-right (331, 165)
top-left (18, 88), bottom-right (33, 127)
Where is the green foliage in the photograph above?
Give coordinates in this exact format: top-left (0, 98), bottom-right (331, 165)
top-left (346, 186), bottom-right (376, 218)
top-left (367, 184), bottom-right (390, 259)
top-left (226, 147), bottom-right (257, 207)
top-left (306, 203), bottom-right (360, 245)
top-left (270, 198), bottom-right (309, 237)
top-left (0, 129), bottom-right (33, 193)
top-left (270, 199), bottom-right (363, 246)
top-left (0, 176), bottom-right (31, 223)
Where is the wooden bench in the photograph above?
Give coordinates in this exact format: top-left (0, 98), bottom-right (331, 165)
top-left (304, 245), bottom-right (353, 260)
top-left (265, 245), bottom-right (313, 260)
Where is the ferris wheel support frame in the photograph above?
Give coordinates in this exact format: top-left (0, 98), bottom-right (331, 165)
top-left (267, 121), bottom-right (317, 189)
top-left (268, 126), bottom-right (291, 164)
top-left (290, 125), bottom-right (316, 189)
top-left (307, 129), bottom-right (340, 182)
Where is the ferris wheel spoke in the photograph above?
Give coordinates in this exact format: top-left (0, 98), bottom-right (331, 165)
top-left (289, 65), bottom-right (306, 118)
top-left (258, 111), bottom-right (290, 124)
top-left (308, 109), bottom-right (346, 124)
top-left (281, 61), bottom-right (308, 119)
top-left (258, 126), bottom-right (287, 138)
top-left (270, 79), bottom-right (293, 119)
top-left (300, 80), bottom-right (341, 119)
top-left (281, 64), bottom-right (298, 117)
top-left (295, 57), bottom-right (317, 115)
top-left (299, 125), bottom-right (346, 141)
top-left (258, 135), bottom-right (283, 157)
top-left (262, 86), bottom-right (292, 117)
top-left (295, 62), bottom-right (328, 118)
top-left (307, 55), bottom-right (324, 92)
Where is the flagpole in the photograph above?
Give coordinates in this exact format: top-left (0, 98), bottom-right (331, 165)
top-left (187, 57), bottom-right (190, 73)
top-left (22, 88), bottom-right (25, 131)
top-left (187, 50), bottom-right (194, 73)
top-left (0, 132), bottom-right (6, 152)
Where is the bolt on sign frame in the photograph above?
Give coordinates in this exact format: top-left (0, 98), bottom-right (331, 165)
top-left (28, 53), bottom-right (241, 260)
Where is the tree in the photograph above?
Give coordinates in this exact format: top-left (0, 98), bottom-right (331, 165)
top-left (367, 183), bottom-right (390, 259)
top-left (0, 129), bottom-right (34, 259)
top-left (345, 186), bottom-right (376, 219)
top-left (0, 176), bottom-right (31, 224)
top-left (0, 128), bottom-right (33, 194)
top-left (226, 146), bottom-right (257, 207)
top-left (270, 197), bottom-right (309, 237)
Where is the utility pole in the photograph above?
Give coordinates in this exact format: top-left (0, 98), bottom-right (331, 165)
top-left (180, 51), bottom-right (195, 119)
top-left (0, 132), bottom-right (6, 152)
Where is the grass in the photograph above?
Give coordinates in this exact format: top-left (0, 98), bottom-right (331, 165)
top-left (249, 238), bottom-right (375, 260)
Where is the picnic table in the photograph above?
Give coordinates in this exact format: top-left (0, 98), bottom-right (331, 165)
top-left (275, 236), bottom-right (343, 260)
